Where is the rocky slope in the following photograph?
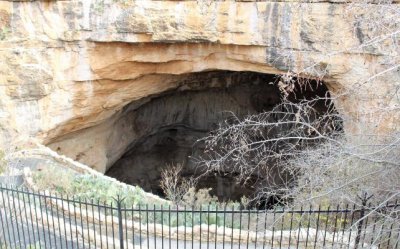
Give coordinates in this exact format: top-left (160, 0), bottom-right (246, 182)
top-left (0, 0), bottom-right (399, 172)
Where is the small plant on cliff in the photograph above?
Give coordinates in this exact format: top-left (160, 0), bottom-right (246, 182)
top-left (0, 27), bottom-right (10, 41)
top-left (0, 150), bottom-right (6, 175)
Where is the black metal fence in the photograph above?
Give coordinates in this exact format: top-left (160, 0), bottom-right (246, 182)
top-left (0, 185), bottom-right (399, 249)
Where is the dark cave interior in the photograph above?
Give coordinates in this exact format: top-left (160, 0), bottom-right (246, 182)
top-left (105, 71), bottom-right (335, 204)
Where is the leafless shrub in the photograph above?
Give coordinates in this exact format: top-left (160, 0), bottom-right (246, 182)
top-left (160, 163), bottom-right (197, 205)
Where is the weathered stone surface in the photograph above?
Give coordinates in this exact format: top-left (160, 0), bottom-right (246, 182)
top-left (0, 0), bottom-right (398, 171)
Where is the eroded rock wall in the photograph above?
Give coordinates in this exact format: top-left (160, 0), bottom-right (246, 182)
top-left (0, 0), bottom-right (399, 171)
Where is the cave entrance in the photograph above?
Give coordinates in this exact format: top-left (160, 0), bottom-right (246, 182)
top-left (105, 70), bottom-right (337, 204)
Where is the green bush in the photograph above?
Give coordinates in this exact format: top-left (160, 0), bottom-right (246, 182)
top-left (31, 166), bottom-right (149, 208)
top-left (69, 174), bottom-right (146, 207)
top-left (0, 27), bottom-right (10, 41)
top-left (32, 164), bottom-right (74, 192)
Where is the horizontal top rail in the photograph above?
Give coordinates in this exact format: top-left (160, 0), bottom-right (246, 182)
top-left (0, 184), bottom-right (399, 213)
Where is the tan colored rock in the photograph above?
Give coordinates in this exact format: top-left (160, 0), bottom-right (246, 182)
top-left (0, 0), bottom-right (398, 171)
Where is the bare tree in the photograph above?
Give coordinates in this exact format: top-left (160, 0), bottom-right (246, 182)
top-left (160, 163), bottom-right (197, 205)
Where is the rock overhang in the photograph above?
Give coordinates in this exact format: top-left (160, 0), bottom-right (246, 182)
top-left (0, 0), bottom-right (398, 170)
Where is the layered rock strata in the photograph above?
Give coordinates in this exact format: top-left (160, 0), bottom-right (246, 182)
top-left (0, 0), bottom-right (398, 173)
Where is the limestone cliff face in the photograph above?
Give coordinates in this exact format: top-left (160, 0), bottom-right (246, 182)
top-left (0, 0), bottom-right (399, 172)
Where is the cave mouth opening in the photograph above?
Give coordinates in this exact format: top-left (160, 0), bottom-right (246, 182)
top-left (105, 70), bottom-right (339, 206)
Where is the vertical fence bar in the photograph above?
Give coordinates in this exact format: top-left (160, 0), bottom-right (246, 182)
top-left (238, 206), bottom-right (242, 248)
top-left (54, 193), bottom-right (63, 249)
top-left (199, 205), bottom-right (202, 249)
top-left (36, 192), bottom-right (44, 248)
top-left (271, 207), bottom-right (276, 249)
top-left (117, 196), bottom-right (124, 249)
top-left (207, 204), bottom-right (210, 249)
top-left (176, 204), bottom-right (179, 249)
top-left (49, 193), bottom-right (58, 248)
top-left (322, 206), bottom-right (330, 248)
top-left (296, 206), bottom-right (303, 249)
top-left (80, 199), bottom-right (86, 249)
top-left (124, 204), bottom-right (128, 249)
top-left (5, 189), bottom-right (16, 248)
top-left (10, 189), bottom-right (22, 249)
top-left (161, 205), bottom-right (164, 249)
top-left (38, 192), bottom-right (48, 249)
top-left (0, 194), bottom-right (7, 247)
top-left (305, 205), bottom-right (312, 249)
top-left (168, 205), bottom-right (171, 249)
top-left (374, 204), bottom-right (387, 248)
top-left (1, 190), bottom-right (17, 245)
top-left (85, 200), bottom-right (90, 249)
top-left (65, 195), bottom-right (73, 249)
top-left (19, 190), bottom-right (30, 249)
top-left (132, 204), bottom-right (135, 248)
top-left (146, 204), bottom-right (150, 249)
top-left (92, 199), bottom-right (97, 249)
top-left (78, 198), bottom-right (85, 248)
top-left (111, 202), bottom-right (116, 249)
top-left (313, 205), bottom-right (321, 249)
top-left (105, 201), bottom-right (110, 249)
top-left (154, 204), bottom-right (157, 249)
top-left (0, 188), bottom-right (10, 247)
top-left (184, 205), bottom-right (187, 249)
top-left (331, 205), bottom-right (340, 248)
top-left (191, 205), bottom-right (194, 249)
top-left (73, 197), bottom-right (79, 249)
top-left (386, 200), bottom-right (397, 248)
top-left (16, 189), bottom-right (28, 249)
top-left (231, 205), bottom-right (234, 249)
top-left (288, 209), bottom-right (294, 248)
top-left (221, 204), bottom-right (225, 249)
top-left (139, 204), bottom-right (142, 249)
top-left (262, 209), bottom-right (268, 249)
top-left (98, 200), bottom-right (103, 249)
top-left (347, 204), bottom-right (356, 249)
top-left (215, 205), bottom-right (218, 249)
top-left (340, 204), bottom-right (349, 249)
top-left (280, 207), bottom-right (285, 248)
top-left (255, 209), bottom-right (259, 249)
top-left (27, 191), bottom-right (37, 246)
top-left (394, 202), bottom-right (400, 249)
top-left (355, 204), bottom-right (366, 249)
top-left (44, 194), bottom-right (54, 249)
top-left (394, 218), bottom-right (400, 249)
top-left (361, 203), bottom-right (371, 247)
top-left (246, 209), bottom-right (250, 249)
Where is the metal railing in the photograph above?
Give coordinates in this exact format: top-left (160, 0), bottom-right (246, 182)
top-left (0, 185), bottom-right (399, 249)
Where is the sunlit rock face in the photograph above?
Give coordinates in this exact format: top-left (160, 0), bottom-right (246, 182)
top-left (0, 0), bottom-right (399, 173)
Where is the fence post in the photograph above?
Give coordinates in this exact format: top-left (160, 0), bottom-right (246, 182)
top-left (117, 196), bottom-right (124, 249)
top-left (354, 193), bottom-right (372, 249)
